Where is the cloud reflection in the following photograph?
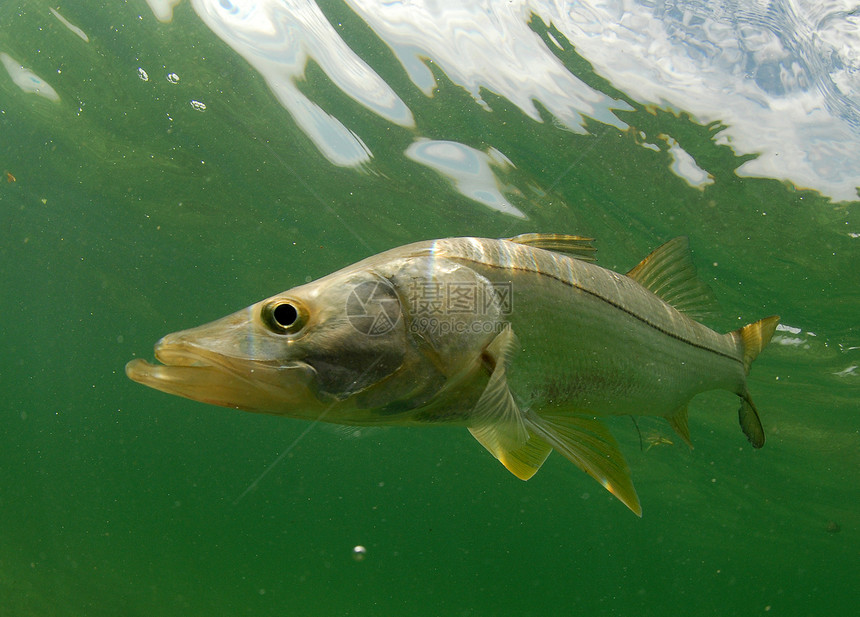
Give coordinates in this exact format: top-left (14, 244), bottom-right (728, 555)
top-left (548, 0), bottom-right (859, 201)
top-left (406, 139), bottom-right (526, 218)
top-left (163, 0), bottom-right (858, 202)
top-left (191, 0), bottom-right (412, 167)
top-left (347, 0), bottom-right (632, 131)
top-left (50, 8), bottom-right (90, 43)
top-left (0, 53), bottom-right (60, 102)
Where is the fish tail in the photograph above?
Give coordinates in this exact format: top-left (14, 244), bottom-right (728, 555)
top-left (737, 392), bottom-right (765, 448)
top-left (736, 315), bottom-right (780, 374)
top-left (733, 315), bottom-right (779, 449)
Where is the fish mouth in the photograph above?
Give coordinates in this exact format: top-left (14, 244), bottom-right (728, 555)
top-left (125, 342), bottom-right (318, 413)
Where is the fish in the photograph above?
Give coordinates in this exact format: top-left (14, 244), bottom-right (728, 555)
top-left (126, 235), bottom-right (779, 515)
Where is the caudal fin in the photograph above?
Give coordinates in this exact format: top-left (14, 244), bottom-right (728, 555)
top-left (734, 315), bottom-right (779, 448)
top-left (736, 315), bottom-right (780, 374)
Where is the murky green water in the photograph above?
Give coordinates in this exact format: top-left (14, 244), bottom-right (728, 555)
top-left (1, 2), bottom-right (857, 616)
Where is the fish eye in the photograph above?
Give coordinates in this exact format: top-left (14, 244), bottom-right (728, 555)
top-left (273, 303), bottom-right (298, 326)
top-left (262, 300), bottom-right (307, 334)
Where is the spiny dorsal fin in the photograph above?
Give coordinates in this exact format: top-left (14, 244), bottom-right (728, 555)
top-left (526, 412), bottom-right (642, 516)
top-left (506, 233), bottom-right (596, 261)
top-left (626, 237), bottom-right (718, 319)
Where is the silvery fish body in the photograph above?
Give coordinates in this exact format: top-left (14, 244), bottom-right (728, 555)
top-left (127, 235), bottom-right (779, 515)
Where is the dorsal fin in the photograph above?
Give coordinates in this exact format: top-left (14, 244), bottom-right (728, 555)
top-left (626, 237), bottom-right (718, 318)
top-left (506, 233), bottom-right (596, 261)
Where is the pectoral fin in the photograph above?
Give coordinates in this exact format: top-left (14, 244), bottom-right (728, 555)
top-left (527, 413), bottom-right (642, 516)
top-left (468, 326), bottom-right (553, 480)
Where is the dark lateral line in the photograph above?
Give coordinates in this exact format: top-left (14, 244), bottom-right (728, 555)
top-left (456, 256), bottom-right (741, 365)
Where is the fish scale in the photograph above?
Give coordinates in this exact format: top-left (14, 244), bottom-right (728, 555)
top-left (437, 238), bottom-right (743, 413)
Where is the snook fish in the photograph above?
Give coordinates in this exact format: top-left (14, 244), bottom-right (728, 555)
top-left (126, 235), bottom-right (779, 515)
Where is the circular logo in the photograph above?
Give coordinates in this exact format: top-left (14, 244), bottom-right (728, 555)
top-left (346, 280), bottom-right (401, 335)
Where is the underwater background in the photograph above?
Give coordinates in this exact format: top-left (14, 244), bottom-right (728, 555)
top-left (1, 1), bottom-right (857, 615)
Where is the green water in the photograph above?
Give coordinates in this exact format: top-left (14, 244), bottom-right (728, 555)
top-left (1, 3), bottom-right (857, 616)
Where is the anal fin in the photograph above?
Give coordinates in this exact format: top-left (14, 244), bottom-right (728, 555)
top-left (527, 412), bottom-right (642, 516)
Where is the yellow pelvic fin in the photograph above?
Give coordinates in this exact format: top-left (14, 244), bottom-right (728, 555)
top-left (467, 326), bottom-right (640, 514)
top-left (626, 237), bottom-right (718, 319)
top-left (468, 326), bottom-right (534, 471)
top-left (469, 327), bottom-right (522, 445)
top-left (736, 315), bottom-right (780, 374)
top-left (469, 427), bottom-right (553, 480)
top-left (528, 413), bottom-right (642, 516)
top-left (666, 404), bottom-right (693, 448)
top-left (506, 233), bottom-right (596, 261)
